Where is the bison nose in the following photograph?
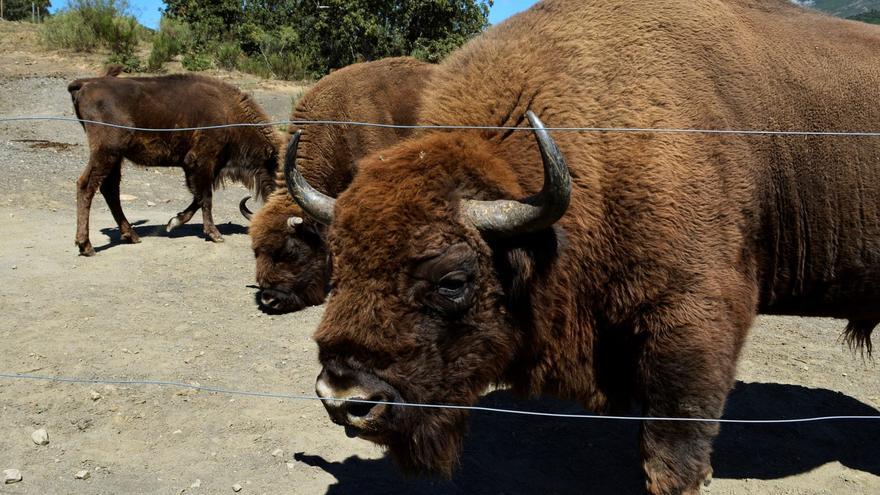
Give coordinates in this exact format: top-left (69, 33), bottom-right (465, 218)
top-left (259, 291), bottom-right (279, 309)
top-left (315, 366), bottom-right (398, 431)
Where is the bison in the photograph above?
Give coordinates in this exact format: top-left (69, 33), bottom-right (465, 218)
top-left (68, 66), bottom-right (281, 256)
top-left (284, 0), bottom-right (880, 493)
top-left (244, 57), bottom-right (433, 313)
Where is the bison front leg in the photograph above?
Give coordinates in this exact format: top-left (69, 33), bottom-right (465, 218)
top-left (100, 160), bottom-right (139, 244)
top-left (637, 317), bottom-right (747, 495)
top-left (75, 149), bottom-right (117, 256)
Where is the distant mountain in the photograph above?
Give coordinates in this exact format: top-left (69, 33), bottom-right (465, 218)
top-left (791, 0), bottom-right (880, 18)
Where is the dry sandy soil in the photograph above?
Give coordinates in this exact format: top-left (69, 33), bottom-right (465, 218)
top-left (0, 19), bottom-right (878, 495)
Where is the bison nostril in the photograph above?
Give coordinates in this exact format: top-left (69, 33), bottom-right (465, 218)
top-left (345, 393), bottom-right (391, 420)
top-left (346, 400), bottom-right (378, 418)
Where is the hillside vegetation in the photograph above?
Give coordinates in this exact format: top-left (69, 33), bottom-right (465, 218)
top-left (794, 0), bottom-right (880, 17)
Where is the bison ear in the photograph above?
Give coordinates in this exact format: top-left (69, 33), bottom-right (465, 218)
top-left (492, 227), bottom-right (565, 306)
top-left (287, 216), bottom-right (304, 231)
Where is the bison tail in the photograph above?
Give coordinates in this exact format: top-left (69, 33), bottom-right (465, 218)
top-left (103, 64), bottom-right (124, 77)
top-left (843, 319), bottom-right (876, 357)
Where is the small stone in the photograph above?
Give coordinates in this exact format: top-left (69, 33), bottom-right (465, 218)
top-left (11, 265), bottom-right (16, 270)
top-left (74, 470), bottom-right (90, 480)
top-left (173, 429), bottom-right (182, 435)
top-left (190, 479), bottom-right (202, 488)
top-left (232, 483), bottom-right (243, 492)
top-left (285, 462), bottom-right (295, 469)
top-left (271, 448), bottom-right (284, 458)
top-left (119, 194), bottom-right (137, 202)
top-left (146, 201), bottom-right (157, 207)
top-left (4, 469), bottom-right (22, 484)
top-left (90, 390), bottom-right (101, 401)
top-left (31, 429), bottom-right (49, 445)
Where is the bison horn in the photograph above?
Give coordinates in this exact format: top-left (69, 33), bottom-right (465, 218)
top-left (239, 196), bottom-right (254, 221)
top-left (284, 130), bottom-right (335, 225)
top-left (461, 110), bottom-right (571, 236)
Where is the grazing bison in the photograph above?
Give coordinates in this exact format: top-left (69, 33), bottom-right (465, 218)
top-left (285, 0), bottom-right (880, 493)
top-left (244, 57), bottom-right (433, 313)
top-left (68, 66), bottom-right (281, 256)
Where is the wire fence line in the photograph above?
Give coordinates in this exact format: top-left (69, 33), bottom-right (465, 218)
top-left (1, 372), bottom-right (878, 424)
top-left (3, 115), bottom-right (880, 137)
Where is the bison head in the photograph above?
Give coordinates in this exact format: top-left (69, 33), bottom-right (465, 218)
top-left (287, 112), bottom-right (571, 475)
top-left (245, 194), bottom-right (330, 313)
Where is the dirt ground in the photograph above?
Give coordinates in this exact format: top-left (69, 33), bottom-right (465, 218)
top-left (0, 20), bottom-right (878, 495)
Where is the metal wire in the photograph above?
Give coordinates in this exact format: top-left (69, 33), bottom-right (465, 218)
top-left (3, 115), bottom-right (880, 137)
top-left (1, 372), bottom-right (878, 424)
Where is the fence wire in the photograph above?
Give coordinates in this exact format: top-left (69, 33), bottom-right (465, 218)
top-left (1, 115), bottom-right (878, 425)
top-left (3, 115), bottom-right (880, 137)
top-left (1, 372), bottom-right (878, 424)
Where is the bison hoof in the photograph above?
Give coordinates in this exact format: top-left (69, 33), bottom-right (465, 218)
top-left (76, 241), bottom-right (96, 257)
top-left (166, 217), bottom-right (182, 233)
top-left (206, 232), bottom-right (224, 243)
top-left (123, 232), bottom-right (141, 244)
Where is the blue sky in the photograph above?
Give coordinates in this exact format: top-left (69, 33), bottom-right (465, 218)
top-left (50, 0), bottom-right (538, 30)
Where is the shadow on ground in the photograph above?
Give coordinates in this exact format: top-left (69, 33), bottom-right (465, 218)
top-left (295, 381), bottom-right (880, 495)
top-left (96, 220), bottom-right (248, 252)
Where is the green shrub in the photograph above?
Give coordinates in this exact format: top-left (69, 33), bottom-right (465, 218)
top-left (38, 0), bottom-right (140, 59)
top-left (40, 10), bottom-right (100, 52)
top-left (214, 41), bottom-right (243, 71)
top-left (182, 52), bottom-right (213, 72)
top-left (147, 17), bottom-right (191, 71)
top-left (106, 51), bottom-right (141, 72)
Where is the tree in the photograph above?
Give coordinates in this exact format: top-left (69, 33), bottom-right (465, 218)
top-left (2, 0), bottom-right (52, 22)
top-left (162, 0), bottom-right (491, 76)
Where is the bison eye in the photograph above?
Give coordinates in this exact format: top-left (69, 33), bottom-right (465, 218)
top-left (437, 271), bottom-right (468, 299)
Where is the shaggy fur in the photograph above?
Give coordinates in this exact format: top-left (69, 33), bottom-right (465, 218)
top-left (311, 1), bottom-right (880, 494)
top-left (68, 66), bottom-right (282, 255)
top-left (248, 57), bottom-right (434, 313)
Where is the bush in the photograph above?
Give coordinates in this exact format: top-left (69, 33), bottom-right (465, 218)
top-left (106, 51), bottom-right (141, 72)
top-left (182, 52), bottom-right (213, 72)
top-left (214, 41), bottom-right (242, 71)
top-left (40, 10), bottom-right (100, 52)
top-left (39, 0), bottom-right (140, 60)
top-left (147, 17), bottom-right (191, 71)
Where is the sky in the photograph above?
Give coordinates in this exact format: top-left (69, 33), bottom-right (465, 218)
top-left (49, 0), bottom-right (539, 30)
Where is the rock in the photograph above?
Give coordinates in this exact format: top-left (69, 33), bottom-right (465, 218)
top-left (31, 429), bottom-right (49, 445)
top-left (271, 448), bottom-right (284, 458)
top-left (74, 470), bottom-right (90, 480)
top-left (90, 390), bottom-right (101, 401)
top-left (232, 483), bottom-right (243, 492)
top-left (119, 194), bottom-right (137, 202)
top-left (11, 265), bottom-right (16, 270)
top-left (4, 469), bottom-right (23, 484)
top-left (146, 201), bottom-right (157, 207)
top-left (190, 479), bottom-right (201, 488)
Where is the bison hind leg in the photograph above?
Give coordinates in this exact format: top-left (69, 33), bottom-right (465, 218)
top-left (843, 319), bottom-right (876, 357)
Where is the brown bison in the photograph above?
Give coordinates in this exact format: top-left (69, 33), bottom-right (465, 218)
top-left (68, 66), bottom-right (280, 256)
top-left (244, 57), bottom-right (433, 313)
top-left (285, 0), bottom-right (880, 493)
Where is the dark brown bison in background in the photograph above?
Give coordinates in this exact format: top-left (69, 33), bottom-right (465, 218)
top-left (68, 66), bottom-right (281, 256)
top-left (284, 0), bottom-right (880, 493)
top-left (245, 57), bottom-right (433, 313)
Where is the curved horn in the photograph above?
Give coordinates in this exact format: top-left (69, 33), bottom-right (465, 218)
top-left (461, 110), bottom-right (571, 236)
top-left (284, 130), bottom-right (335, 225)
top-left (239, 196), bottom-right (254, 221)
